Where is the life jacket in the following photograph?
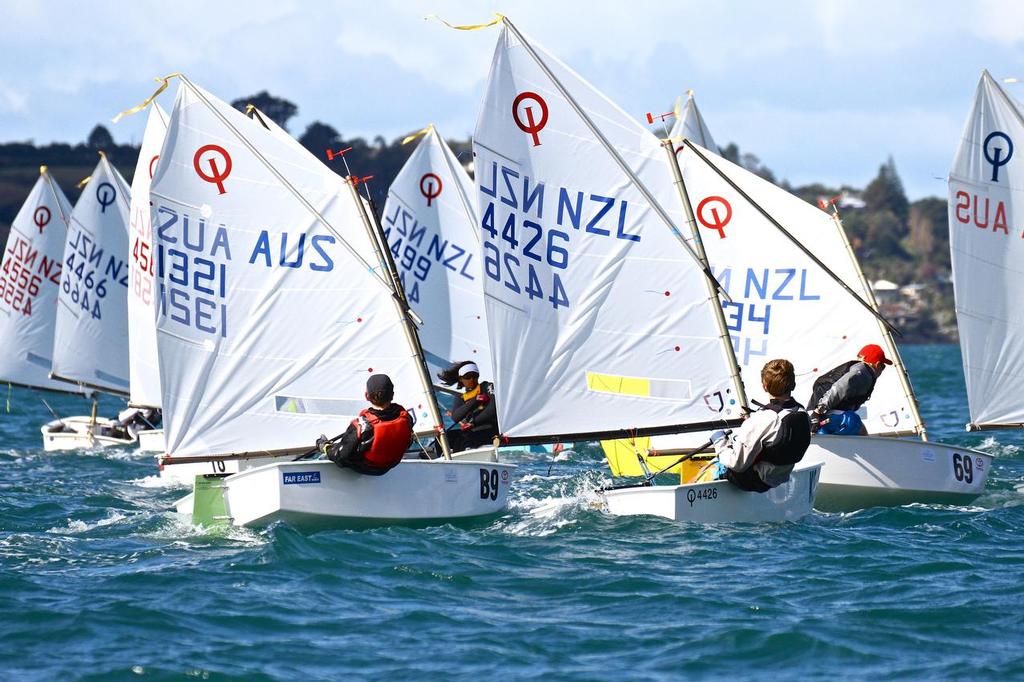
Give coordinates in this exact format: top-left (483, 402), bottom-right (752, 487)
top-left (755, 398), bottom-right (812, 466)
top-left (809, 360), bottom-right (876, 412)
top-left (462, 385), bottom-right (481, 402)
top-left (353, 407), bottom-right (413, 470)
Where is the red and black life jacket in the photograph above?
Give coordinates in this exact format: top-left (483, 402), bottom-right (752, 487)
top-left (353, 407), bottom-right (413, 470)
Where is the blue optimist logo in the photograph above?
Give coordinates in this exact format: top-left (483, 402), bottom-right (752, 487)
top-left (283, 471), bottom-right (321, 485)
top-left (984, 131), bottom-right (1013, 182)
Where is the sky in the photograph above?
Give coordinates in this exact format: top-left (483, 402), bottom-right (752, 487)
top-left (1, 0), bottom-right (1022, 199)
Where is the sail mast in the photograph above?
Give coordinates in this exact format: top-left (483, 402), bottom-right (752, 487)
top-left (826, 205), bottom-right (927, 440)
top-left (663, 142), bottom-right (749, 410)
top-left (349, 180), bottom-right (453, 458)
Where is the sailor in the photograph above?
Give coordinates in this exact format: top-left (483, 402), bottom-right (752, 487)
top-left (315, 374), bottom-right (414, 476)
top-left (434, 361), bottom-right (498, 456)
top-left (707, 359), bottom-right (812, 492)
top-left (808, 343), bottom-right (893, 435)
top-left (111, 406), bottom-right (161, 438)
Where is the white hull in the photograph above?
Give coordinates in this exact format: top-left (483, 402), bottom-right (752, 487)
top-left (600, 462), bottom-right (822, 523)
top-left (158, 453), bottom-right (284, 485)
top-left (40, 416), bottom-right (136, 451)
top-left (176, 448), bottom-right (513, 528)
top-left (161, 443), bottom-right (498, 487)
top-left (137, 428), bottom-right (165, 452)
top-left (805, 435), bottom-right (992, 511)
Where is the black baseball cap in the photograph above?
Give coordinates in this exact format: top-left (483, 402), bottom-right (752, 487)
top-left (366, 374), bottom-right (394, 394)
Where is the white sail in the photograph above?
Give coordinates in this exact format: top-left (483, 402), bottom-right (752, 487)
top-left (151, 80), bottom-right (436, 458)
top-left (474, 24), bottom-right (739, 441)
top-left (949, 71), bottom-right (1024, 428)
top-left (0, 169), bottom-right (82, 392)
top-left (383, 127), bottom-right (492, 378)
top-left (675, 145), bottom-right (918, 434)
top-left (127, 103), bottom-right (169, 407)
top-left (669, 91), bottom-right (718, 152)
top-left (51, 155), bottom-right (132, 395)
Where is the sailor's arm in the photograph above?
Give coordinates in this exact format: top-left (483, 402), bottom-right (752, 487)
top-left (714, 411), bottom-right (775, 472)
top-left (817, 366), bottom-right (869, 412)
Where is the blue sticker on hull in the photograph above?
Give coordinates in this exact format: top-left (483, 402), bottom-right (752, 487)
top-left (283, 471), bottom-right (321, 485)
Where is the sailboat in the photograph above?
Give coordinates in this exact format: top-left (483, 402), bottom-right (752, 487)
top-left (381, 125), bottom-right (493, 380)
top-left (44, 153), bottom-right (135, 450)
top-left (127, 103), bottom-right (169, 454)
top-left (949, 71), bottom-right (1024, 434)
top-left (471, 18), bottom-right (821, 522)
top-left (609, 92), bottom-right (991, 510)
top-left (0, 168), bottom-right (91, 417)
top-left (144, 77), bottom-right (511, 527)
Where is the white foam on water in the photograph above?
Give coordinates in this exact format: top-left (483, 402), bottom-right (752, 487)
top-left (48, 510), bottom-right (130, 534)
top-left (500, 470), bottom-right (609, 537)
top-left (130, 474), bottom-right (187, 489)
top-left (977, 436), bottom-right (1020, 459)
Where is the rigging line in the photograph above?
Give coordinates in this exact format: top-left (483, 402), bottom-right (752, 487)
top-left (501, 17), bottom-right (730, 301)
top-left (434, 128), bottom-right (484, 247)
top-left (177, 75), bottom-right (397, 296)
top-left (682, 138), bottom-right (902, 336)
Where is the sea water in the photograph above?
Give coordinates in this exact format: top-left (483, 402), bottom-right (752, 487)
top-left (1, 345), bottom-right (1022, 680)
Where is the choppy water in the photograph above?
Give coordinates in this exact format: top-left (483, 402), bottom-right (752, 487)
top-left (1, 345), bottom-right (1022, 680)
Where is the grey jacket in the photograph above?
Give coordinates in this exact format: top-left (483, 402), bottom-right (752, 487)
top-left (815, 361), bottom-right (876, 413)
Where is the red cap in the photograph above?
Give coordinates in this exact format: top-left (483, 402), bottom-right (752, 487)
top-left (858, 344), bottom-right (893, 365)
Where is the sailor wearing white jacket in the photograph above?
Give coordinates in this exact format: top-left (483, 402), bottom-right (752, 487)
top-left (709, 359), bottom-right (812, 493)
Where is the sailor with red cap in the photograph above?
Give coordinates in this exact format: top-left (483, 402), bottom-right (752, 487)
top-left (808, 344), bottom-right (893, 436)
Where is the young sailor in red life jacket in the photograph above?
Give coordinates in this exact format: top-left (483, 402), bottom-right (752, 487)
top-left (315, 374), bottom-right (414, 476)
top-left (707, 358), bottom-right (812, 492)
top-left (808, 343), bottom-right (893, 436)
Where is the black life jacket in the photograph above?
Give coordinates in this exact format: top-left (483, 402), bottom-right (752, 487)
top-left (809, 360), bottom-right (876, 412)
top-left (756, 398), bottom-right (811, 466)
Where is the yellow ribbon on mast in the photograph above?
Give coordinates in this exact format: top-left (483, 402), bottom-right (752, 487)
top-left (401, 124), bottom-right (434, 146)
top-left (424, 12), bottom-right (504, 30)
top-left (111, 73), bottom-right (182, 123)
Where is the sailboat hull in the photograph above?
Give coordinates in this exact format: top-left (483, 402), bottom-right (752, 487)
top-left (805, 435), bottom-right (991, 511)
top-left (600, 462), bottom-right (821, 523)
top-left (176, 449), bottom-right (513, 527)
top-left (40, 416), bottom-right (136, 451)
top-left (137, 428), bottom-right (165, 452)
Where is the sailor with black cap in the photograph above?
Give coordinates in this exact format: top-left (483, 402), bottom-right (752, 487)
top-left (315, 373), bottom-right (415, 475)
top-left (433, 360), bottom-right (498, 456)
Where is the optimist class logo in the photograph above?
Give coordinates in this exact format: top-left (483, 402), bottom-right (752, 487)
top-left (696, 196), bottom-right (732, 239)
top-left (193, 144), bottom-right (233, 194)
top-left (33, 206), bottom-right (51, 233)
top-left (512, 92), bottom-right (549, 146)
top-left (420, 173), bottom-right (442, 206)
top-left (983, 131), bottom-right (1013, 182)
top-left (95, 182), bottom-right (116, 214)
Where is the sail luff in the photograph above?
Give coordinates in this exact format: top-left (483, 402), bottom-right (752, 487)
top-left (663, 142), bottom-right (749, 411)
